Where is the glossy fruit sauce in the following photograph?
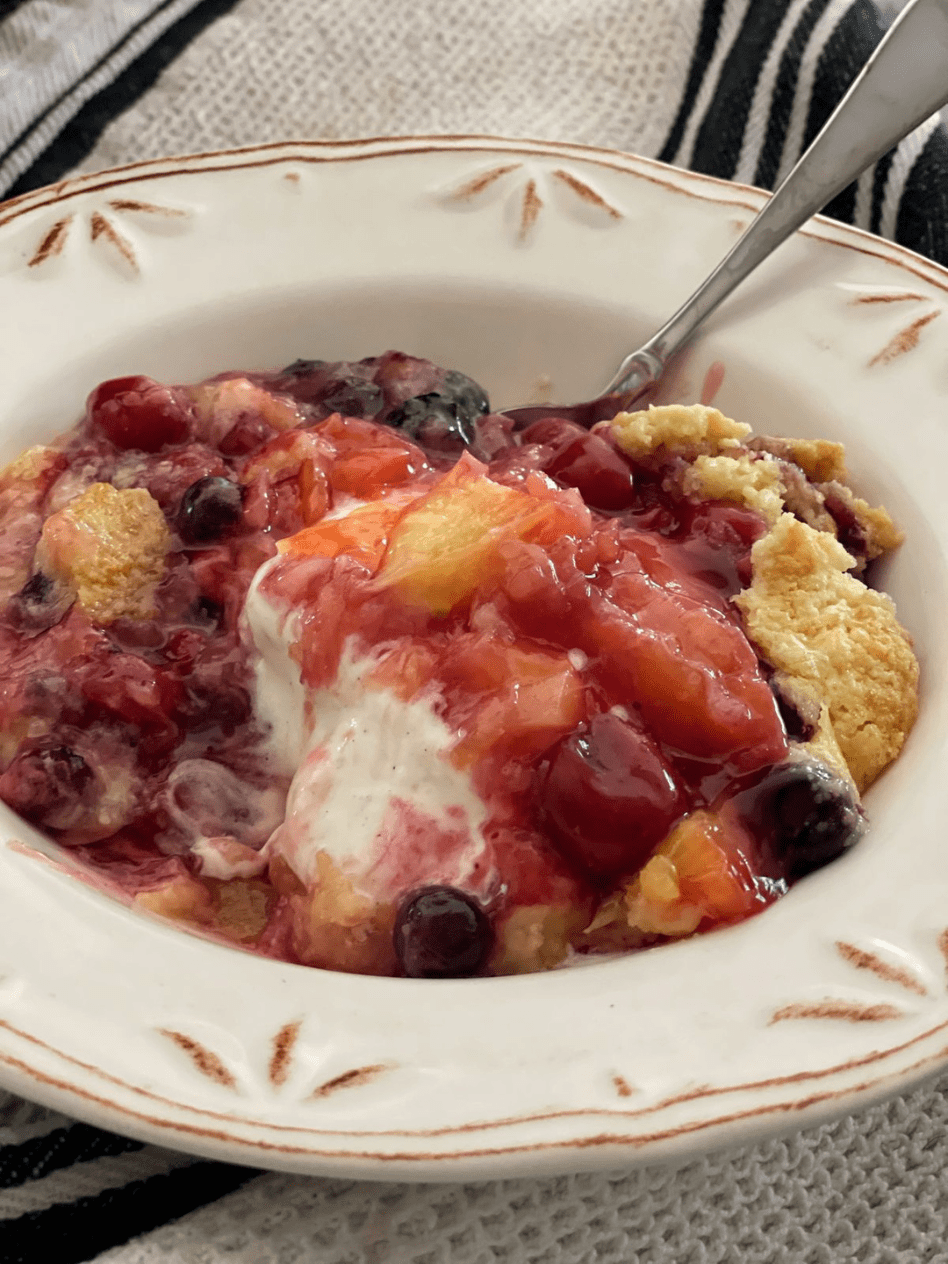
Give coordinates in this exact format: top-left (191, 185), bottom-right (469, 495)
top-left (0, 353), bottom-right (865, 977)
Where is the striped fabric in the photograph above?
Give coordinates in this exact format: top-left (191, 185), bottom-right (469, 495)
top-left (0, 1), bottom-right (945, 1260)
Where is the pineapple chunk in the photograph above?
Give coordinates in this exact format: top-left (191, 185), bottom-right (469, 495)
top-left (293, 852), bottom-right (398, 974)
top-left (38, 482), bottom-right (171, 624)
top-left (135, 874), bottom-right (214, 924)
top-left (377, 453), bottom-right (580, 614)
top-left (0, 445), bottom-right (61, 490)
top-left (491, 905), bottom-right (580, 974)
top-left (190, 377), bottom-right (304, 445)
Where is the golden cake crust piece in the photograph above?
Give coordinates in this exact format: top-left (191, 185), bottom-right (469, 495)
top-left (734, 513), bottom-right (917, 790)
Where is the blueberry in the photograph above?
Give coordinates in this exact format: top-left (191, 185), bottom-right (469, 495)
top-left (439, 369), bottom-right (490, 418)
top-left (0, 743), bottom-right (94, 832)
top-left (393, 885), bottom-right (493, 978)
top-left (768, 674), bottom-right (820, 743)
top-left (384, 370), bottom-right (489, 454)
top-left (176, 476), bottom-right (243, 544)
top-left (385, 394), bottom-right (475, 453)
top-left (760, 760), bottom-right (865, 879)
top-left (19, 572), bottom-right (54, 603)
top-left (320, 375), bottom-right (384, 419)
top-left (190, 596), bottom-right (223, 626)
top-left (279, 358), bottom-right (327, 376)
top-left (5, 572), bottom-right (73, 637)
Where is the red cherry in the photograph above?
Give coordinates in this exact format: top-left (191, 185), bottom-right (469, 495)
top-left (519, 418), bottom-right (635, 510)
top-left (536, 712), bottom-right (685, 878)
top-left (87, 375), bottom-right (190, 452)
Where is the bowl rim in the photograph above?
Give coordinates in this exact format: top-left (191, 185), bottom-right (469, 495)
top-left (0, 133), bottom-right (946, 1180)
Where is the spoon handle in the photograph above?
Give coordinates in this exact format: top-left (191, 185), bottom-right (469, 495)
top-left (603, 0), bottom-right (948, 397)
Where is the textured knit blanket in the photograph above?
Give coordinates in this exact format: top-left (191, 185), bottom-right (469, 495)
top-left (2, 1), bottom-right (948, 1261)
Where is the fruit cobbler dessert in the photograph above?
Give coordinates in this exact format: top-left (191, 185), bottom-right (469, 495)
top-left (0, 353), bottom-right (918, 977)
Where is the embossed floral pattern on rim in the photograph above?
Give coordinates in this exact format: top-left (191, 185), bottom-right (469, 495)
top-left (0, 136), bottom-right (946, 1180)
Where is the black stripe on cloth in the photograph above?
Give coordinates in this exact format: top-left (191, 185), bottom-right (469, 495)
top-left (0, 1123), bottom-right (143, 1190)
top-left (820, 175), bottom-right (858, 227)
top-left (688, 0), bottom-right (802, 180)
top-left (895, 125), bottom-right (948, 267)
top-left (752, 0), bottom-right (836, 190)
top-left (0, 0), bottom-right (183, 175)
top-left (657, 0), bottom-right (728, 164)
top-left (792, 1), bottom-right (886, 229)
top-left (801, 0), bottom-right (886, 151)
top-left (0, 1160), bottom-right (260, 1264)
top-left (869, 147), bottom-right (897, 235)
top-left (5, 0), bottom-right (244, 199)
top-left (0, 1), bottom-right (30, 23)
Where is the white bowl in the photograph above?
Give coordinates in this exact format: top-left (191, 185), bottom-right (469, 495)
top-left (0, 136), bottom-right (946, 1181)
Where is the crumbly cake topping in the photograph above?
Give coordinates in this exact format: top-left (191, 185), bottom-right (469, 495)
top-left (37, 481), bottom-right (171, 624)
top-left (681, 453), bottom-right (788, 524)
top-left (605, 403), bottom-right (918, 794)
top-left (734, 514), bottom-right (917, 791)
top-left (609, 404), bottom-right (751, 459)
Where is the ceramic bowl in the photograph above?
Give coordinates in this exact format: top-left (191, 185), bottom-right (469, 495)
top-left (0, 136), bottom-right (945, 1180)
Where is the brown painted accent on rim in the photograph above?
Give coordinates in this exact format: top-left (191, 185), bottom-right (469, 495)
top-left (868, 309), bottom-right (940, 367)
top-left (107, 198), bottom-right (188, 217)
top-left (28, 216), bottom-right (72, 267)
top-left (446, 162), bottom-right (520, 201)
top-left (851, 291), bottom-right (928, 304)
top-left (550, 169), bottom-right (621, 218)
top-left (158, 1029), bottom-right (237, 1089)
top-left (612, 1075), bottom-right (635, 1098)
top-left (0, 137), bottom-right (945, 299)
top-left (310, 1064), bottom-right (390, 1099)
top-left (268, 1020), bottom-right (301, 1088)
top-left (283, 172), bottom-right (301, 183)
top-left (938, 929), bottom-right (948, 982)
top-left (835, 941), bottom-right (928, 996)
top-left (4, 1009), bottom-right (948, 1141)
top-left (3, 1041), bottom-right (948, 1166)
top-left (89, 212), bottom-right (137, 272)
top-left (770, 1001), bottom-right (903, 1024)
top-left (519, 179), bottom-right (542, 243)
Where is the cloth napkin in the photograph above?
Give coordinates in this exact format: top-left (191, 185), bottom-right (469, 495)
top-left (2, 1), bottom-right (948, 1261)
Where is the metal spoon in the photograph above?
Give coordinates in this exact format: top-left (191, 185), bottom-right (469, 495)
top-left (504, 0), bottom-right (948, 430)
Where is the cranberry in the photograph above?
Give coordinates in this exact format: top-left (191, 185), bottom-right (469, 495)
top-left (178, 681), bottom-right (252, 734)
top-left (393, 886), bottom-right (493, 978)
top-left (218, 417), bottom-right (274, 457)
top-left (0, 743), bottom-right (93, 833)
top-left (87, 376), bottom-right (190, 452)
top-left (536, 712), bottom-right (685, 878)
top-left (677, 503), bottom-right (767, 595)
top-left (751, 760), bottom-right (865, 879)
top-left (519, 419), bottom-right (635, 510)
top-left (176, 477), bottom-right (243, 544)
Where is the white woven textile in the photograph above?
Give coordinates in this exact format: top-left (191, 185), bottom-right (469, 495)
top-left (2, 0), bottom-right (948, 1260)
